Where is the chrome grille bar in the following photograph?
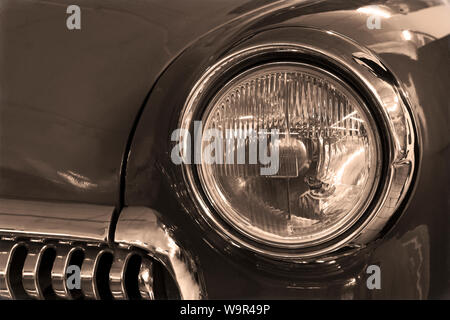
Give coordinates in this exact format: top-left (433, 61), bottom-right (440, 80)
top-left (110, 250), bottom-right (141, 300)
top-left (0, 241), bottom-right (19, 299)
top-left (22, 243), bottom-right (55, 299)
top-left (51, 245), bottom-right (84, 299)
top-left (138, 258), bottom-right (155, 300)
top-left (0, 238), bottom-right (174, 300)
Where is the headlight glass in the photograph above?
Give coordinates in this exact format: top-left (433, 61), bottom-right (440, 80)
top-left (198, 62), bottom-right (381, 248)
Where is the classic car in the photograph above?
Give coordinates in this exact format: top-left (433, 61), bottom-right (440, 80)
top-left (0, 0), bottom-right (449, 300)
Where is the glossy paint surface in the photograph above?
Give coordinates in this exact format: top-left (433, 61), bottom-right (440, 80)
top-left (0, 0), bottom-right (283, 205)
top-left (1, 0), bottom-right (449, 299)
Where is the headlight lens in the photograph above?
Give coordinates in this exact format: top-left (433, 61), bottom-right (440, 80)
top-left (198, 62), bottom-right (381, 248)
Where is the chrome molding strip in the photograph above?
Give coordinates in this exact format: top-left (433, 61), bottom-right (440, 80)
top-left (179, 28), bottom-right (418, 259)
top-left (0, 199), bottom-right (115, 242)
top-left (114, 207), bottom-right (206, 300)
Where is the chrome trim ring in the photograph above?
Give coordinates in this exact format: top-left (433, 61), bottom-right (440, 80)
top-left (179, 28), bottom-right (417, 260)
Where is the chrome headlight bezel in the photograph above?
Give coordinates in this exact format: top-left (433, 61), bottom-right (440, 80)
top-left (197, 61), bottom-right (383, 249)
top-left (179, 28), bottom-right (417, 260)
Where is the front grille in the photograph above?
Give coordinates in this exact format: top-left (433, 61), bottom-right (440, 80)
top-left (0, 237), bottom-right (180, 300)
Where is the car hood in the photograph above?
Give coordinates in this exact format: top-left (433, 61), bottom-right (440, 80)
top-left (0, 0), bottom-right (283, 205)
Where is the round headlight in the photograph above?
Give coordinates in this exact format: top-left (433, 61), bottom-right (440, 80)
top-left (198, 62), bottom-right (381, 248)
